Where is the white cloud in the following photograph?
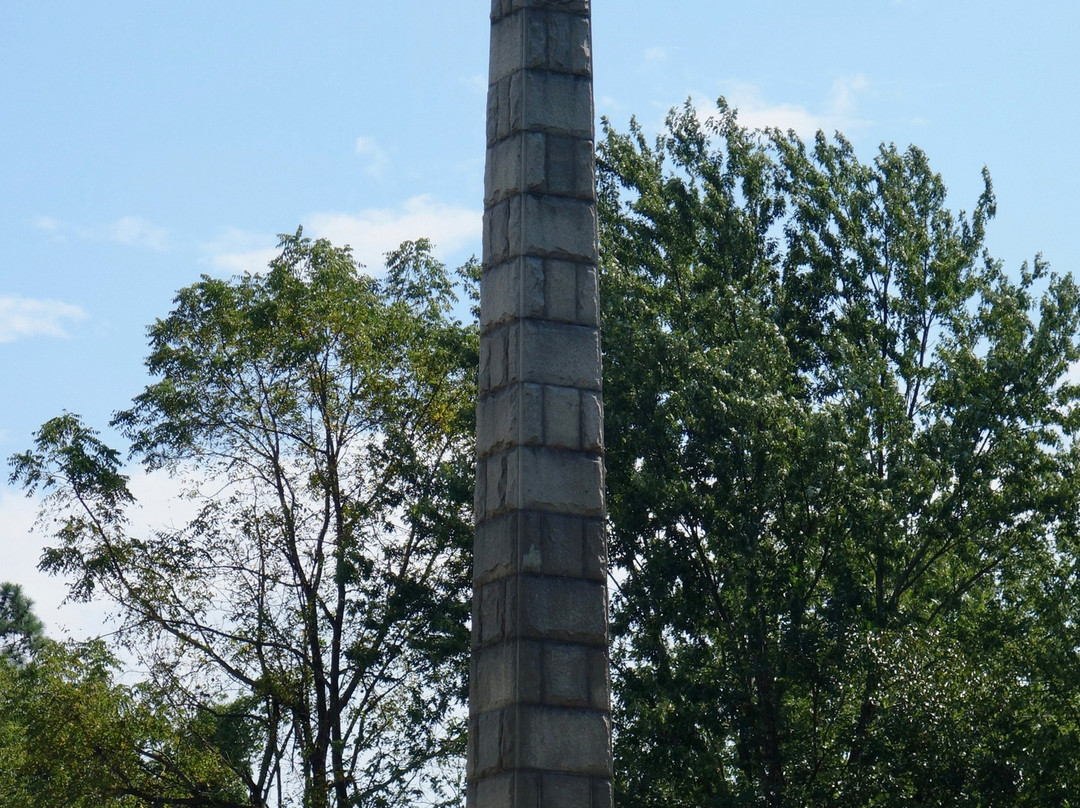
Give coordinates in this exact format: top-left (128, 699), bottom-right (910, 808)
top-left (717, 75), bottom-right (872, 137)
top-left (202, 227), bottom-right (280, 275)
top-left (0, 295), bottom-right (87, 343)
top-left (105, 216), bottom-right (169, 250)
top-left (32, 215), bottom-right (62, 236)
top-left (32, 215), bottom-right (169, 251)
top-left (644, 46), bottom-right (668, 63)
top-left (128, 467), bottom-right (202, 534)
top-left (306, 195), bottom-right (481, 270)
top-left (203, 196), bottom-right (481, 277)
top-left (355, 136), bottom-right (389, 176)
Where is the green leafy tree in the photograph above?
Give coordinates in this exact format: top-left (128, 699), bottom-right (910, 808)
top-left (10, 231), bottom-right (477, 808)
top-left (598, 101), bottom-right (1080, 807)
top-left (0, 600), bottom-right (250, 807)
top-left (0, 583), bottom-right (45, 664)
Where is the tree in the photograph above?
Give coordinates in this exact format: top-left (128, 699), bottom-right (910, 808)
top-left (0, 638), bottom-right (255, 808)
top-left (598, 100), bottom-right (1080, 807)
top-left (10, 231), bottom-right (477, 808)
top-left (0, 583), bottom-right (45, 664)
top-left (0, 589), bottom-right (251, 808)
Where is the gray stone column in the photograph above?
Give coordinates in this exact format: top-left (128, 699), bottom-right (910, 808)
top-left (468, 2), bottom-right (611, 808)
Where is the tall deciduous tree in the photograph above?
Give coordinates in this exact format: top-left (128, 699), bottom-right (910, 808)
top-left (10, 231), bottom-right (477, 808)
top-left (598, 101), bottom-right (1080, 807)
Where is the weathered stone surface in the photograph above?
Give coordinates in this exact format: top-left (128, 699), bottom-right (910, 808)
top-left (535, 512), bottom-right (587, 578)
top-left (481, 258), bottom-right (598, 332)
top-left (483, 199), bottom-right (512, 266)
top-left (543, 384), bottom-right (580, 449)
top-left (478, 446), bottom-right (604, 519)
top-left (489, 9), bottom-right (592, 83)
top-left (471, 638), bottom-right (608, 714)
top-left (470, 708), bottom-right (503, 777)
top-left (472, 641), bottom-right (544, 713)
top-left (545, 134), bottom-right (595, 199)
top-left (513, 574), bottom-right (607, 644)
top-left (576, 262), bottom-right (600, 326)
top-left (481, 319), bottom-right (602, 396)
top-left (581, 390), bottom-right (603, 452)
top-left (481, 257), bottom-right (542, 331)
top-left (478, 578), bottom-right (508, 645)
top-left (468, 771), bottom-right (512, 808)
top-left (477, 383), bottom-right (544, 458)
top-left (591, 777), bottom-right (613, 808)
top-left (472, 770), bottom-right (560, 808)
top-left (481, 452), bottom-right (509, 518)
top-left (484, 199), bottom-right (598, 278)
top-left (509, 320), bottom-right (602, 390)
top-left (512, 194), bottom-right (597, 261)
top-left (538, 773), bottom-right (591, 808)
top-left (541, 259), bottom-right (579, 322)
top-left (474, 512), bottom-right (515, 585)
top-left (510, 446), bottom-right (605, 516)
top-left (471, 0), bottom-right (609, 804)
top-left (484, 134), bottom-right (534, 206)
top-left (513, 706), bottom-right (610, 775)
top-left (487, 71), bottom-right (593, 146)
top-left (474, 511), bottom-right (606, 586)
top-left (543, 642), bottom-right (596, 707)
top-left (485, 132), bottom-right (594, 206)
top-left (582, 517), bottom-right (606, 582)
top-left (469, 765), bottom-right (612, 808)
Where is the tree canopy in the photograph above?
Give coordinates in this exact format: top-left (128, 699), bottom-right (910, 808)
top-left (9, 232), bottom-right (478, 808)
top-left (598, 100), bottom-right (1080, 807)
top-left (0, 635), bottom-right (259, 808)
top-left (0, 585), bottom-right (262, 808)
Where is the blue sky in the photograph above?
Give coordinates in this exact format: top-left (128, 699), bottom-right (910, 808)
top-left (3, 0), bottom-right (1079, 637)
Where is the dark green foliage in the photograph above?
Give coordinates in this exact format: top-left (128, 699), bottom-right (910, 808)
top-left (599, 101), bottom-right (1080, 807)
top-left (0, 583), bottom-right (45, 665)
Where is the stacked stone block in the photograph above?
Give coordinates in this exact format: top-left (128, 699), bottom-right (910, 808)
top-left (469, 1), bottom-right (611, 807)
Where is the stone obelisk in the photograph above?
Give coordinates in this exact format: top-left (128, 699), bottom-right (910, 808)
top-left (469, 1), bottom-right (611, 807)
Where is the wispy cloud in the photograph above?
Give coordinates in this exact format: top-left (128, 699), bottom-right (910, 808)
top-left (203, 196), bottom-right (482, 277)
top-left (644, 46), bottom-right (668, 63)
top-left (33, 215), bottom-right (169, 250)
top-left (201, 227), bottom-right (280, 275)
top-left (105, 216), bottom-right (169, 250)
top-left (32, 215), bottom-right (63, 235)
top-left (355, 136), bottom-right (389, 176)
top-left (717, 75), bottom-right (872, 137)
top-left (306, 195), bottom-right (481, 269)
top-left (0, 295), bottom-right (87, 343)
